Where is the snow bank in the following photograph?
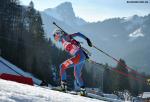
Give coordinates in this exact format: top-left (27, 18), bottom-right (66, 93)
top-left (0, 57), bottom-right (41, 85)
top-left (0, 79), bottom-right (105, 102)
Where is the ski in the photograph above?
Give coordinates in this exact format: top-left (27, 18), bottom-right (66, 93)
top-left (51, 86), bottom-right (88, 96)
top-left (50, 86), bottom-right (122, 102)
top-left (37, 85), bottom-right (123, 101)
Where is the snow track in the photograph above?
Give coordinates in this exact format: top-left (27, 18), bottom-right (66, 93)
top-left (0, 79), bottom-right (106, 102)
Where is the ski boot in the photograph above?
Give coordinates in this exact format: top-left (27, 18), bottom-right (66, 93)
top-left (60, 80), bottom-right (67, 92)
top-left (80, 86), bottom-right (87, 96)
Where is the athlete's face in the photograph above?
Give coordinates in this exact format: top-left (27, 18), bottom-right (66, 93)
top-left (54, 34), bottom-right (60, 42)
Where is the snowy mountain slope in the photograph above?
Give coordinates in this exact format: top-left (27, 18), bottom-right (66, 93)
top-left (128, 28), bottom-right (144, 41)
top-left (0, 57), bottom-right (41, 85)
top-left (0, 79), bottom-right (105, 102)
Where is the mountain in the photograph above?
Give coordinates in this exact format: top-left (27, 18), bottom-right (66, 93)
top-left (41, 2), bottom-right (150, 74)
top-left (43, 2), bottom-right (86, 26)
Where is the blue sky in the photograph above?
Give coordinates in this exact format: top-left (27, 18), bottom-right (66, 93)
top-left (20, 0), bottom-right (150, 22)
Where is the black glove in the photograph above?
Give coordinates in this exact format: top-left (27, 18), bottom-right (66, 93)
top-left (86, 38), bottom-right (92, 47)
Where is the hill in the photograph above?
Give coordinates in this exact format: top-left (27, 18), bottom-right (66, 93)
top-left (0, 79), bottom-right (105, 102)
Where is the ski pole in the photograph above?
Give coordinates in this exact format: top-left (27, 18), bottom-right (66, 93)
top-left (53, 22), bottom-right (145, 79)
top-left (92, 45), bottom-right (118, 62)
top-left (92, 45), bottom-right (145, 79)
top-left (53, 22), bottom-right (68, 34)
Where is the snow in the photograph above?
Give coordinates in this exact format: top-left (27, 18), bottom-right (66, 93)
top-left (129, 28), bottom-right (144, 38)
top-left (103, 94), bottom-right (118, 99)
top-left (0, 79), bottom-right (105, 102)
top-left (128, 28), bottom-right (144, 41)
top-left (142, 92), bottom-right (150, 98)
top-left (0, 57), bottom-right (41, 85)
top-left (87, 93), bottom-right (123, 102)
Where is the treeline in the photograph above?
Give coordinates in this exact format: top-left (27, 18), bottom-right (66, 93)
top-left (0, 0), bottom-right (70, 85)
top-left (84, 59), bottom-right (150, 96)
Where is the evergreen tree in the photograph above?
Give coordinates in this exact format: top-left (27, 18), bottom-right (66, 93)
top-left (115, 59), bottom-right (130, 91)
top-left (103, 63), bottom-right (113, 93)
top-left (129, 71), bottom-right (140, 96)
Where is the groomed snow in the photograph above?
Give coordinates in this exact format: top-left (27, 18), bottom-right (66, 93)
top-left (0, 79), bottom-right (106, 102)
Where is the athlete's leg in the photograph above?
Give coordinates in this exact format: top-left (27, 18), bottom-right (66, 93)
top-left (59, 54), bottom-right (81, 81)
top-left (74, 61), bottom-right (85, 87)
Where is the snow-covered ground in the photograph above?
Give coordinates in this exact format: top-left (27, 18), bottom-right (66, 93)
top-left (0, 57), bottom-right (41, 85)
top-left (0, 79), bottom-right (105, 102)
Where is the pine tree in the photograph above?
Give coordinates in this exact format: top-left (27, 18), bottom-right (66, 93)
top-left (103, 63), bottom-right (113, 93)
top-left (115, 59), bottom-right (130, 91)
top-left (129, 71), bottom-right (139, 96)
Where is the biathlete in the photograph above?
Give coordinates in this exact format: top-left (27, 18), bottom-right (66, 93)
top-left (53, 29), bottom-right (92, 95)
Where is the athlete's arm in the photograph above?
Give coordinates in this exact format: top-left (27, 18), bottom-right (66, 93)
top-left (70, 32), bottom-right (87, 40)
top-left (70, 32), bottom-right (92, 47)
